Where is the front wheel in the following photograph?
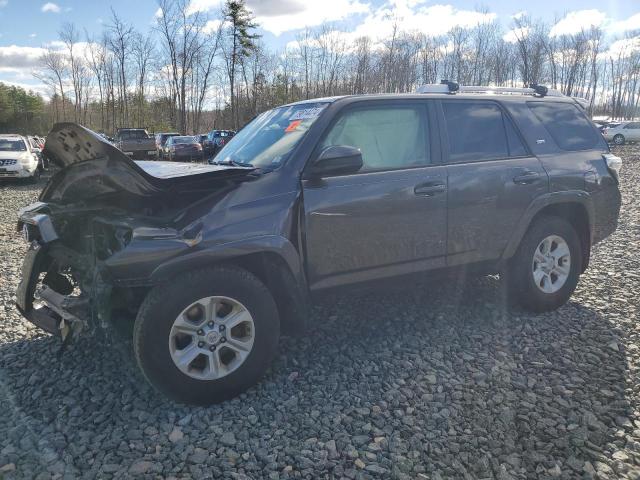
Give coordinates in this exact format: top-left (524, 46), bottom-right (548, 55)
top-left (507, 216), bottom-right (582, 312)
top-left (613, 134), bottom-right (625, 145)
top-left (133, 266), bottom-right (280, 405)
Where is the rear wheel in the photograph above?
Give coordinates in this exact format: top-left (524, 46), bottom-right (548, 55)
top-left (133, 266), bottom-right (280, 405)
top-left (613, 134), bottom-right (625, 145)
top-left (507, 216), bottom-right (582, 312)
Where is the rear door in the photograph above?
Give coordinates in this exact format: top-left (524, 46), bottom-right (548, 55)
top-left (302, 100), bottom-right (448, 290)
top-left (439, 99), bottom-right (548, 265)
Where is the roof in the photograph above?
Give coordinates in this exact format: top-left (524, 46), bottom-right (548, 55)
top-left (0, 134), bottom-right (26, 139)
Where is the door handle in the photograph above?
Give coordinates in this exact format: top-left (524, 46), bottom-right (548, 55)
top-left (513, 171), bottom-right (540, 185)
top-left (414, 182), bottom-right (446, 196)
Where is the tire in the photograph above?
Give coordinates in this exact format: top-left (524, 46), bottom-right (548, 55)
top-left (507, 216), bottom-right (582, 312)
top-left (133, 266), bottom-right (280, 405)
top-left (613, 134), bottom-right (625, 145)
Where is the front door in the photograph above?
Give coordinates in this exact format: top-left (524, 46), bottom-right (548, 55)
top-left (302, 101), bottom-right (448, 291)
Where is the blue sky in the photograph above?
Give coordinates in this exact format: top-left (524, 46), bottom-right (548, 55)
top-left (0, 0), bottom-right (639, 95)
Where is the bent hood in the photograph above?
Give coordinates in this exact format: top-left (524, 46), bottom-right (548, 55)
top-left (41, 123), bottom-right (254, 203)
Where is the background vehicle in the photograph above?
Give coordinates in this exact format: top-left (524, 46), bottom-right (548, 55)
top-left (15, 85), bottom-right (621, 404)
top-left (195, 134), bottom-right (208, 150)
top-left (602, 121), bottom-right (640, 145)
top-left (155, 132), bottom-right (180, 159)
top-left (115, 128), bottom-right (157, 159)
top-left (27, 136), bottom-right (47, 170)
top-left (0, 134), bottom-right (41, 182)
top-left (203, 129), bottom-right (235, 157)
top-left (165, 135), bottom-right (204, 162)
top-left (98, 133), bottom-right (114, 143)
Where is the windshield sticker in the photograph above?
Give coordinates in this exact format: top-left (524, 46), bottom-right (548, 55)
top-left (289, 106), bottom-right (325, 121)
top-left (285, 120), bottom-right (302, 133)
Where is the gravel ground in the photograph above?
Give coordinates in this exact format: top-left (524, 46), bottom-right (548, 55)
top-left (0, 146), bottom-right (639, 479)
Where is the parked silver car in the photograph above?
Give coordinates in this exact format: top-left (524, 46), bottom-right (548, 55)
top-left (603, 121), bottom-right (640, 145)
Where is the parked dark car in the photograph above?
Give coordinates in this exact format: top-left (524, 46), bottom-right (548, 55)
top-left (155, 132), bottom-right (180, 159)
top-left (15, 84), bottom-right (622, 405)
top-left (203, 129), bottom-right (235, 157)
top-left (165, 136), bottom-right (204, 162)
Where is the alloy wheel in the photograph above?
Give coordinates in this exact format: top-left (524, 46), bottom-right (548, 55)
top-left (168, 296), bottom-right (255, 380)
top-left (531, 234), bottom-right (571, 294)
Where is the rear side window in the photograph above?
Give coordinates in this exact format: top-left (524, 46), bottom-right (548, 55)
top-left (320, 104), bottom-right (429, 170)
top-left (527, 102), bottom-right (598, 151)
top-left (442, 101), bottom-right (527, 162)
top-left (624, 122), bottom-right (640, 129)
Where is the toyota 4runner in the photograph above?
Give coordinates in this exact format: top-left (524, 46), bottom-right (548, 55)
top-left (15, 84), bottom-right (622, 405)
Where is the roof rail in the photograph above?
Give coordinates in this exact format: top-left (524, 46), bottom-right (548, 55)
top-left (416, 80), bottom-right (564, 98)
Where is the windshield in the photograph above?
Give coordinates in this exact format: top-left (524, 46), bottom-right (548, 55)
top-left (0, 139), bottom-right (26, 151)
top-left (119, 130), bottom-right (149, 140)
top-left (216, 102), bottom-right (328, 169)
top-left (173, 137), bottom-right (197, 144)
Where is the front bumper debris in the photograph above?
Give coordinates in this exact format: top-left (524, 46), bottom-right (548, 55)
top-left (15, 243), bottom-right (87, 341)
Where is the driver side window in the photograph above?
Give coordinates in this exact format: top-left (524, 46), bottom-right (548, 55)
top-left (319, 104), bottom-right (430, 171)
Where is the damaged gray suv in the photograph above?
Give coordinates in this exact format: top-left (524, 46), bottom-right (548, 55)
top-left (16, 84), bottom-right (622, 405)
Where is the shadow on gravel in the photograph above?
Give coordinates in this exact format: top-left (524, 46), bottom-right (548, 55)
top-left (0, 274), bottom-right (632, 478)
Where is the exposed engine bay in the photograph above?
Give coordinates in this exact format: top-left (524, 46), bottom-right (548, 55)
top-left (15, 123), bottom-right (257, 347)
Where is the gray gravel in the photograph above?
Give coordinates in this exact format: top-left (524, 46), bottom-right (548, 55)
top-left (1, 147), bottom-right (640, 479)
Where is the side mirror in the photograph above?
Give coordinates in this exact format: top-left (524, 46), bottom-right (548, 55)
top-left (310, 145), bottom-right (363, 177)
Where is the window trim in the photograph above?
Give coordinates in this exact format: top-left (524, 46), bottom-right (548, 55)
top-left (526, 100), bottom-right (599, 152)
top-left (438, 99), bottom-right (532, 165)
top-left (305, 99), bottom-right (440, 178)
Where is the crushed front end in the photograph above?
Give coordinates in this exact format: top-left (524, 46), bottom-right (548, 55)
top-left (13, 123), bottom-right (255, 346)
top-left (16, 202), bottom-right (135, 343)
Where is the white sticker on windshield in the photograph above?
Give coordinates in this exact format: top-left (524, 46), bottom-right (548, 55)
top-left (289, 106), bottom-right (325, 121)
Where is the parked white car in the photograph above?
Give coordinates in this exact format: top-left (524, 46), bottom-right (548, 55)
top-left (0, 135), bottom-right (41, 182)
top-left (603, 121), bottom-right (640, 145)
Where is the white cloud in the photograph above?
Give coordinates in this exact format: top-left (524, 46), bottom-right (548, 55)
top-left (285, 2), bottom-right (496, 54)
top-left (343, 2), bottom-right (496, 43)
top-left (154, 7), bottom-right (163, 19)
top-left (251, 0), bottom-right (369, 36)
top-left (0, 45), bottom-right (47, 71)
top-left (186, 0), bottom-right (369, 36)
top-left (503, 26), bottom-right (530, 43)
top-left (29, 33), bottom-right (37, 38)
top-left (41, 2), bottom-right (61, 13)
top-left (549, 9), bottom-right (606, 37)
top-left (203, 19), bottom-right (222, 34)
top-left (601, 37), bottom-right (640, 59)
top-left (610, 12), bottom-right (640, 33)
top-left (512, 10), bottom-right (526, 20)
top-left (186, 0), bottom-right (219, 16)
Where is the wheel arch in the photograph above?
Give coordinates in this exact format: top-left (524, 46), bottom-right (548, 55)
top-left (503, 193), bottom-right (593, 273)
top-left (148, 235), bottom-right (310, 335)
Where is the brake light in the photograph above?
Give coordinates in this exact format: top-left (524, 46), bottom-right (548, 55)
top-left (603, 153), bottom-right (622, 182)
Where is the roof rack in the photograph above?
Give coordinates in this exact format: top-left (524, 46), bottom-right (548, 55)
top-left (416, 80), bottom-right (563, 98)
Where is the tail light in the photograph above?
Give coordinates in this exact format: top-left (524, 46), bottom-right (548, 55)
top-left (195, 144), bottom-right (202, 151)
top-left (603, 153), bottom-right (622, 182)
